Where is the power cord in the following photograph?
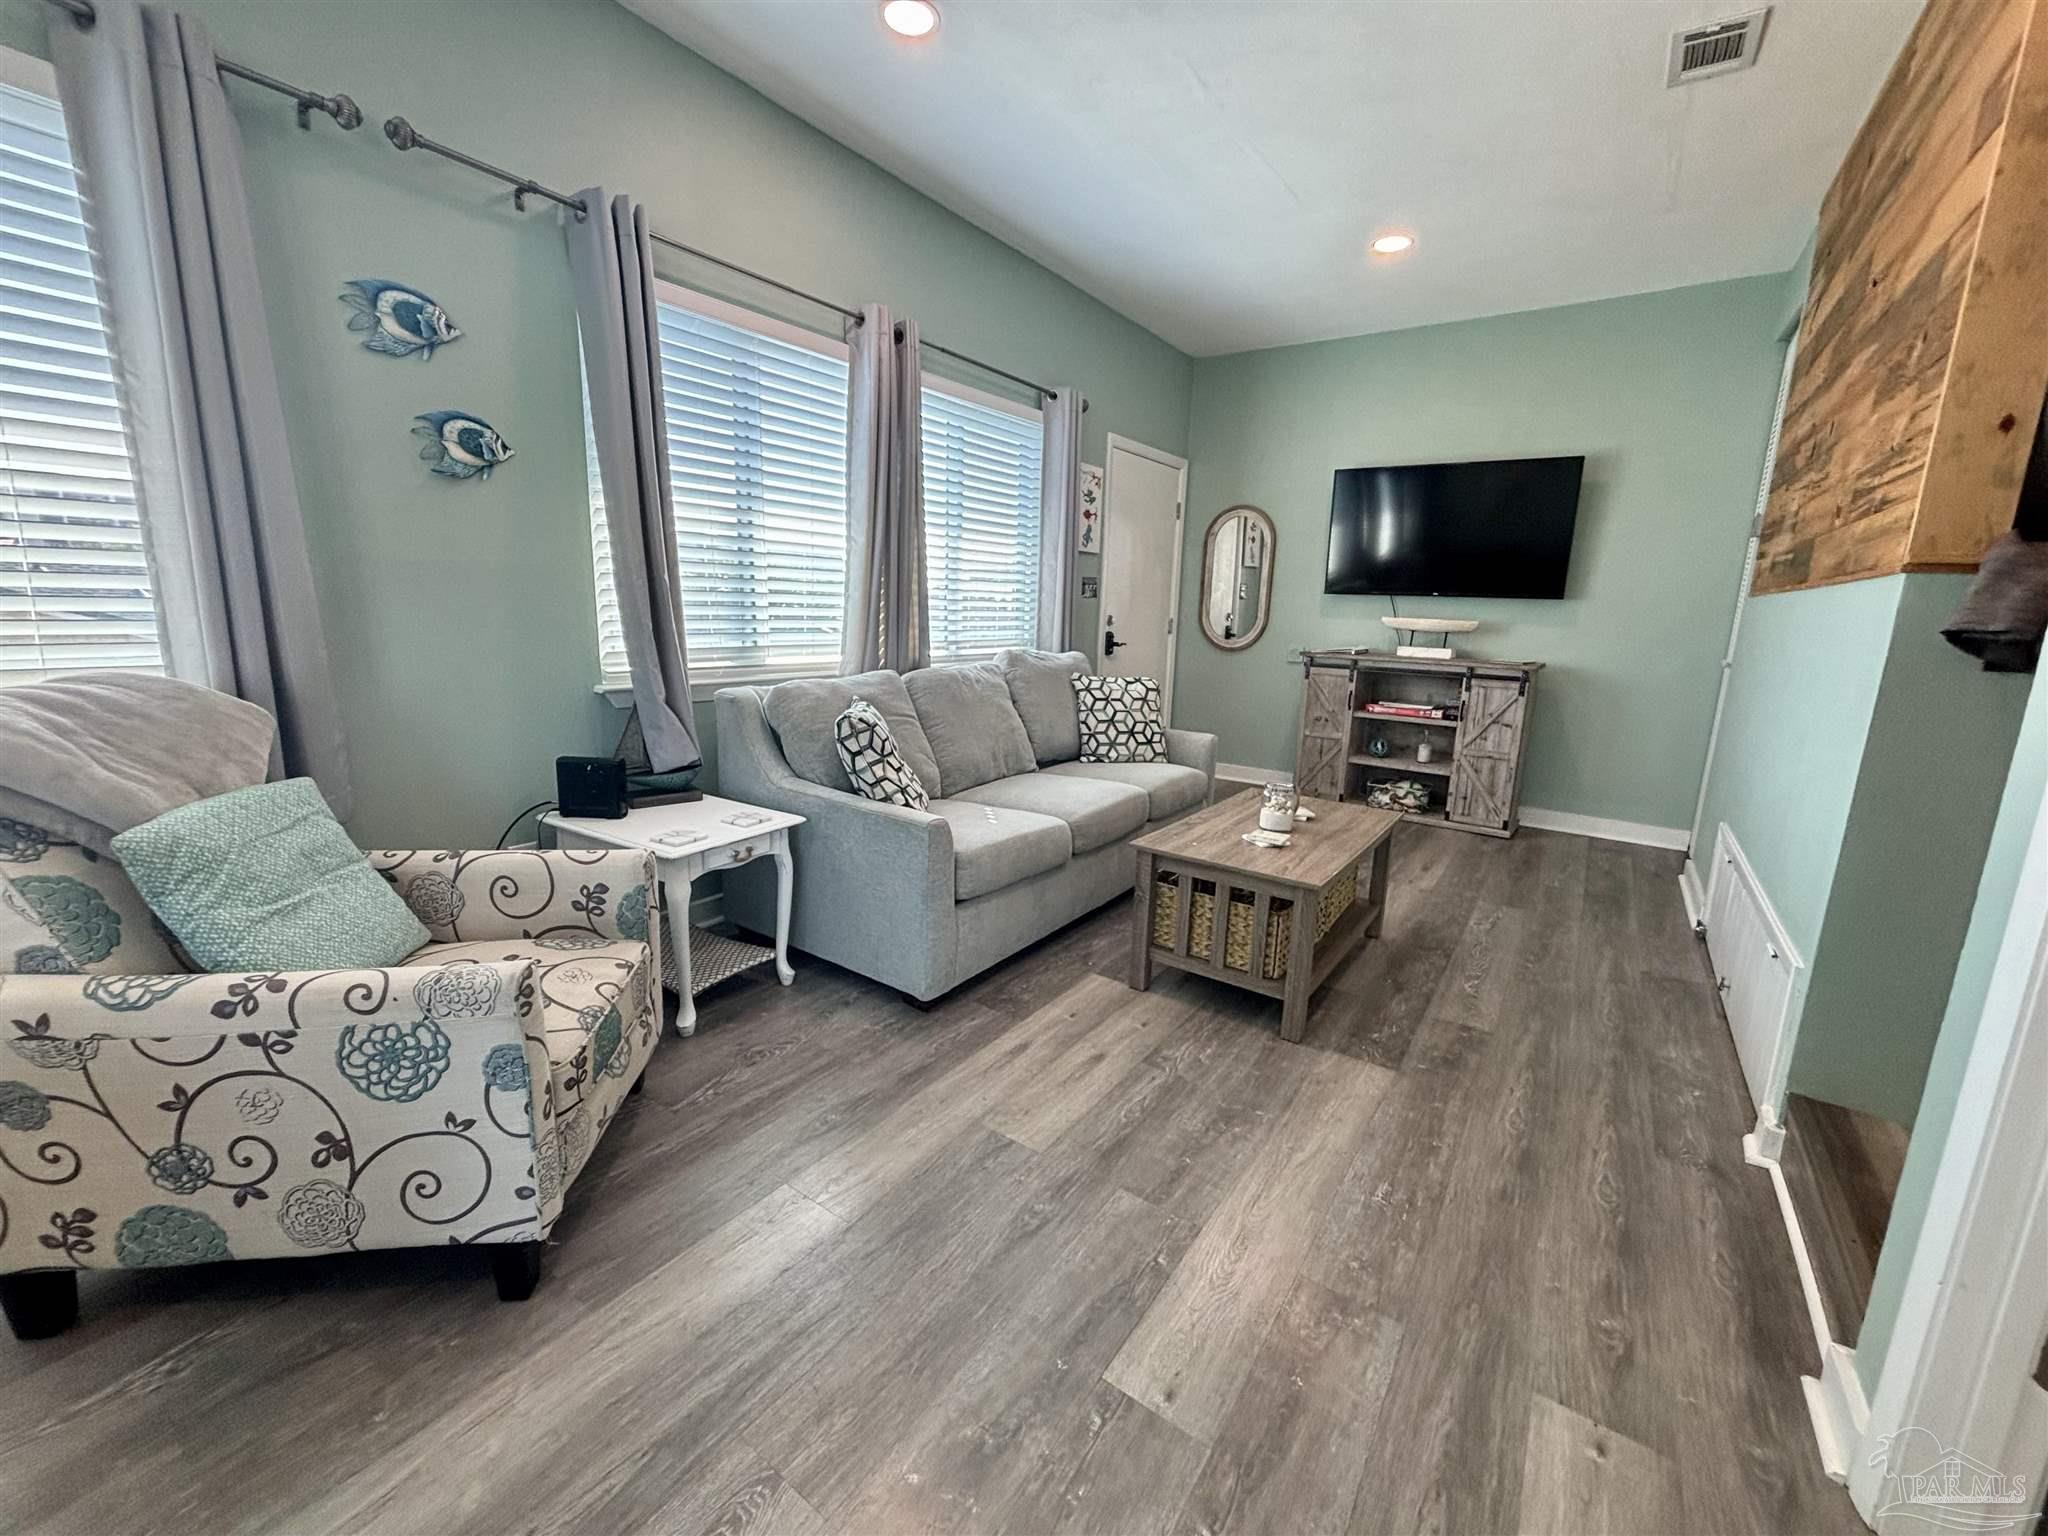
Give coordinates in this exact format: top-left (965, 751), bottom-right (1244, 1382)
top-left (496, 800), bottom-right (557, 850)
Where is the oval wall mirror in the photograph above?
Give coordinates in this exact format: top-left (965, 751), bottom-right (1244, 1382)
top-left (1200, 504), bottom-right (1277, 651)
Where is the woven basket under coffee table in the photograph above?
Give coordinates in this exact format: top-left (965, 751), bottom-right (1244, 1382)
top-left (1129, 788), bottom-right (1400, 1043)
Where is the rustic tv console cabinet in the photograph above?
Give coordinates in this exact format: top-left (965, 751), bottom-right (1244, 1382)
top-left (1293, 649), bottom-right (1542, 838)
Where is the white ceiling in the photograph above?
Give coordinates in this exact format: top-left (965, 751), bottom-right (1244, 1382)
top-left (623, 0), bottom-right (1922, 356)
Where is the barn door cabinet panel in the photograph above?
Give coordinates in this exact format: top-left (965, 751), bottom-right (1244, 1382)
top-left (1295, 650), bottom-right (1541, 838)
top-left (1294, 664), bottom-right (1354, 800)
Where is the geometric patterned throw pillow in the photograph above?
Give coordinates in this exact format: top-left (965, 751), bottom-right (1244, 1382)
top-left (1073, 675), bottom-right (1167, 764)
top-left (834, 699), bottom-right (931, 809)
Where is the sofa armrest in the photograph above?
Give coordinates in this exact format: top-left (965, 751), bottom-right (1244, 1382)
top-left (715, 688), bottom-right (956, 995)
top-left (371, 847), bottom-right (660, 954)
top-left (0, 959), bottom-right (559, 1272)
top-left (1166, 728), bottom-right (1218, 786)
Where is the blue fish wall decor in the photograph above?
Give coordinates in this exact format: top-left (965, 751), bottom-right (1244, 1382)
top-left (340, 279), bottom-right (461, 359)
top-left (413, 411), bottom-right (514, 481)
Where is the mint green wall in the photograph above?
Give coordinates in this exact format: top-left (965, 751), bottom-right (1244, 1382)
top-left (1694, 579), bottom-right (1904, 957)
top-left (1172, 278), bottom-right (1789, 828)
top-left (1855, 663), bottom-right (2048, 1392)
top-left (1788, 577), bottom-right (2032, 1125)
top-left (1692, 573), bottom-right (2030, 1129)
top-left (2, 0), bottom-right (1190, 847)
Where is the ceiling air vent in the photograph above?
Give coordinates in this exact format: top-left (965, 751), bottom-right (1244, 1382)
top-left (1667, 9), bottom-right (1770, 86)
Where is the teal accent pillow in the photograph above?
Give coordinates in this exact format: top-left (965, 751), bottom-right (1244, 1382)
top-left (111, 779), bottom-right (429, 973)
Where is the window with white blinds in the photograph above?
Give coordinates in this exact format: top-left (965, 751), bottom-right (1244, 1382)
top-left (0, 71), bottom-right (158, 686)
top-left (920, 381), bottom-right (1042, 662)
top-left (586, 285), bottom-right (849, 687)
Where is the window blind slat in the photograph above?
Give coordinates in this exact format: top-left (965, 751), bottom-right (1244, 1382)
top-left (0, 78), bottom-right (158, 688)
top-left (587, 299), bottom-right (852, 680)
top-left (587, 292), bottom-right (1047, 685)
top-left (922, 385), bottom-right (1041, 663)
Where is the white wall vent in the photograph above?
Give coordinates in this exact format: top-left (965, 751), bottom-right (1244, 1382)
top-left (1667, 9), bottom-right (1771, 86)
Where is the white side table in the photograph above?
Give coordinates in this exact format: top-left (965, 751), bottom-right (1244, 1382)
top-left (541, 794), bottom-right (804, 1037)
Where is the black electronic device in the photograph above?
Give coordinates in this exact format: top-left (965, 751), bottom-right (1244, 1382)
top-left (555, 755), bottom-right (629, 819)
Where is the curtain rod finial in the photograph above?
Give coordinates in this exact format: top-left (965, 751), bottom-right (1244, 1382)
top-left (329, 95), bottom-right (363, 131)
top-left (383, 117), bottom-right (417, 151)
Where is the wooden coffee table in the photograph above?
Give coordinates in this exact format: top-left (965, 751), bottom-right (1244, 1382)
top-left (1129, 789), bottom-right (1399, 1043)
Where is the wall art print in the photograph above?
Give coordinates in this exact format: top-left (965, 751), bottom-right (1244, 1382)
top-left (1077, 462), bottom-right (1104, 556)
top-left (339, 279), bottom-right (462, 360)
top-left (413, 411), bottom-right (515, 481)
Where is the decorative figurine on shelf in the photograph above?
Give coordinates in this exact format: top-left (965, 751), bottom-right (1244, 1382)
top-left (1416, 739), bottom-right (1434, 764)
top-left (1367, 733), bottom-right (1391, 758)
top-left (1259, 782), bottom-right (1298, 832)
top-left (413, 410), bottom-right (515, 481)
top-left (339, 279), bottom-right (462, 359)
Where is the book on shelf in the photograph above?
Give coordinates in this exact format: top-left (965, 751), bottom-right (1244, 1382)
top-left (1363, 701), bottom-right (1457, 720)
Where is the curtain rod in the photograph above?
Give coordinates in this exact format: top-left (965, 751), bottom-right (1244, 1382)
top-left (380, 112), bottom-right (1077, 406)
top-left (46, 0), bottom-right (1075, 408)
top-left (40, 0), bottom-right (362, 131)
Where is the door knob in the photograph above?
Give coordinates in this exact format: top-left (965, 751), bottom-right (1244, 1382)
top-left (1103, 628), bottom-right (1123, 656)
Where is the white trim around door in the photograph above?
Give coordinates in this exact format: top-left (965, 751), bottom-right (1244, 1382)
top-left (1849, 770), bottom-right (2048, 1532)
top-left (1098, 433), bottom-right (1189, 719)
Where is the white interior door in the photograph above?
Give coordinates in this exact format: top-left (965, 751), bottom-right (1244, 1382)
top-left (1098, 435), bottom-right (1187, 714)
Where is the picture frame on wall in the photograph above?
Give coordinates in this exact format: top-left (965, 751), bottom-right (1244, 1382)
top-left (1077, 462), bottom-right (1103, 555)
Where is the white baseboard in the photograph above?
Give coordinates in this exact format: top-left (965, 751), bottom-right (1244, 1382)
top-left (1803, 1342), bottom-right (1869, 1485)
top-left (1678, 861), bottom-right (1707, 932)
top-left (1216, 760), bottom-right (1287, 786)
top-left (1745, 1125), bottom-right (1865, 1485)
top-left (1745, 1129), bottom-right (1833, 1357)
top-left (1751, 1103), bottom-right (1786, 1162)
top-left (687, 891), bottom-right (724, 928)
top-left (1518, 807), bottom-right (1691, 850)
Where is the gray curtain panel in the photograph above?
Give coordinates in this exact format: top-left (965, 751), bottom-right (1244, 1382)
top-left (566, 189), bottom-right (700, 772)
top-left (52, 0), bottom-right (352, 814)
top-left (1037, 387), bottom-right (1082, 649)
top-left (840, 304), bottom-right (929, 674)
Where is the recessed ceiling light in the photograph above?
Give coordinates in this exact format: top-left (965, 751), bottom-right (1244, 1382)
top-left (882, 0), bottom-right (940, 38)
top-left (1370, 232), bottom-right (1416, 256)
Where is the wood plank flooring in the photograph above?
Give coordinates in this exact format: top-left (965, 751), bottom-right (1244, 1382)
top-left (0, 826), bottom-right (1861, 1536)
top-left (1780, 1091), bottom-right (1912, 1345)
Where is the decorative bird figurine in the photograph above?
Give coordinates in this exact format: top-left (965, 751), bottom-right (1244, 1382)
top-left (412, 411), bottom-right (514, 481)
top-left (339, 279), bottom-right (461, 359)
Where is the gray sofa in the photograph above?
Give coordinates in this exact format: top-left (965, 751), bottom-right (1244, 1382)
top-left (716, 648), bottom-right (1217, 1000)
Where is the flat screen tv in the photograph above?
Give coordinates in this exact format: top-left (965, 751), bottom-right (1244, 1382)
top-left (1324, 455), bottom-right (1584, 599)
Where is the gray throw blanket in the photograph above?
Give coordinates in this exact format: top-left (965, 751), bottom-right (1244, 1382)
top-left (0, 672), bottom-right (275, 853)
top-left (1943, 533), bottom-right (2048, 673)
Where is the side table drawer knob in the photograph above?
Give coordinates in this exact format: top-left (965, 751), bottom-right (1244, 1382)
top-left (728, 843), bottom-right (755, 865)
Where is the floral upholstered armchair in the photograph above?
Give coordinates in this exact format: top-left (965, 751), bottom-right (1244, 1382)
top-left (0, 833), bottom-right (661, 1339)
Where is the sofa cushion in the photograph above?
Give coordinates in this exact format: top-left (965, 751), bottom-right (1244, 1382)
top-left (763, 671), bottom-right (939, 798)
top-left (1045, 761), bottom-right (1210, 822)
top-left (903, 662), bottom-right (1037, 797)
top-left (408, 936), bottom-right (656, 1192)
top-left (927, 799), bottom-right (1070, 901)
top-left (955, 772), bottom-right (1149, 855)
top-left (996, 648), bottom-right (1090, 765)
top-left (1073, 675), bottom-right (1168, 763)
top-left (835, 700), bottom-right (930, 810)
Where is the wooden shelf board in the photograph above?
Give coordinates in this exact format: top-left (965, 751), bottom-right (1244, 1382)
top-left (1349, 752), bottom-right (1452, 775)
top-left (1355, 709), bottom-right (1459, 728)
